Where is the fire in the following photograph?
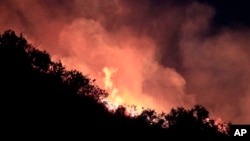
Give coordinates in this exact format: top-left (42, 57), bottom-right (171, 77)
top-left (57, 18), bottom-right (193, 119)
top-left (203, 118), bottom-right (229, 134)
top-left (103, 67), bottom-right (117, 90)
top-left (101, 66), bottom-right (140, 117)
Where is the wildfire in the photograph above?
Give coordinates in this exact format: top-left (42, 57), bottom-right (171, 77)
top-left (103, 67), bottom-right (118, 90)
top-left (101, 66), bottom-right (140, 117)
top-left (203, 118), bottom-right (229, 134)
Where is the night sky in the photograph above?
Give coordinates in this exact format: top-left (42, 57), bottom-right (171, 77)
top-left (1, 0), bottom-right (250, 124)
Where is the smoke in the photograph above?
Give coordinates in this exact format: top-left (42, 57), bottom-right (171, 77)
top-left (1, 0), bottom-right (250, 124)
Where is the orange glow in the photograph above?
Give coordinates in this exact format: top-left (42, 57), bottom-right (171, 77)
top-left (101, 66), bottom-right (141, 116)
top-left (56, 19), bottom-right (195, 118)
top-left (103, 67), bottom-right (117, 90)
top-left (3, 0), bottom-right (250, 124)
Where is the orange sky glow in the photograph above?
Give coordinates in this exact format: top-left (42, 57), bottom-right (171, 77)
top-left (1, 0), bottom-right (250, 124)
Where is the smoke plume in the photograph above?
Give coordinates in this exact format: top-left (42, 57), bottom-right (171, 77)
top-left (1, 0), bottom-right (250, 124)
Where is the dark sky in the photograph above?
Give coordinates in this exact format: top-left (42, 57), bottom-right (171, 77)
top-left (1, 0), bottom-right (250, 124)
top-left (148, 0), bottom-right (250, 27)
top-left (198, 0), bottom-right (250, 27)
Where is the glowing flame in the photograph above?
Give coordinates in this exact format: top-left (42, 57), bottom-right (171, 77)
top-left (103, 67), bottom-right (117, 90)
top-left (204, 118), bottom-right (229, 134)
top-left (101, 66), bottom-right (140, 117)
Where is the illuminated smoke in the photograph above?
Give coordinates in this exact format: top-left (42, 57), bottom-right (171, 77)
top-left (1, 0), bottom-right (250, 124)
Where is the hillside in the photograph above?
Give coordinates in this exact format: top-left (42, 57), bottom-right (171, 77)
top-left (0, 30), bottom-right (230, 139)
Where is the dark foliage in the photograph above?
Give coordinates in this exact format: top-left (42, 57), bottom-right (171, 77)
top-left (0, 30), bottom-right (230, 140)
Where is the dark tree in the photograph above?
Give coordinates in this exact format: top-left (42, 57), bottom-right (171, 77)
top-left (0, 30), bottom-right (231, 140)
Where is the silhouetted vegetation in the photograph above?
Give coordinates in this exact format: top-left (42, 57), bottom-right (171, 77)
top-left (0, 30), bottom-right (231, 139)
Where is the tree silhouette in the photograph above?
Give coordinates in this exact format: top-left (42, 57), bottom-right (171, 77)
top-left (163, 105), bottom-right (230, 139)
top-left (0, 30), bottom-right (231, 140)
